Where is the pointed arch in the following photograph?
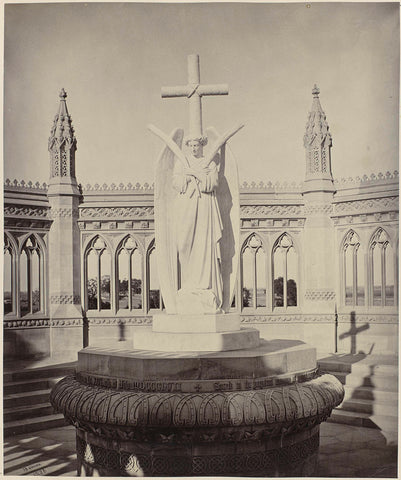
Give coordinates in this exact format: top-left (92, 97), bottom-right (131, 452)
top-left (240, 233), bottom-right (266, 310)
top-left (4, 233), bottom-right (17, 315)
top-left (116, 235), bottom-right (143, 311)
top-left (19, 234), bottom-right (44, 315)
top-left (369, 228), bottom-right (395, 306)
top-left (146, 238), bottom-right (162, 311)
top-left (340, 230), bottom-right (364, 307)
top-left (272, 233), bottom-right (298, 309)
top-left (84, 235), bottom-right (112, 311)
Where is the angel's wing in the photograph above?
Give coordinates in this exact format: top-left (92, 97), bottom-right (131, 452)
top-left (154, 128), bottom-right (184, 314)
top-left (206, 126), bottom-right (240, 312)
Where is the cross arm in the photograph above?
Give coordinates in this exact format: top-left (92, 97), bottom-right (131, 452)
top-left (161, 86), bottom-right (191, 98)
top-left (197, 84), bottom-right (229, 96)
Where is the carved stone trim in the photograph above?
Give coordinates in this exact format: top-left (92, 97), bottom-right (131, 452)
top-left (241, 205), bottom-right (304, 217)
top-left (87, 316), bottom-right (152, 326)
top-left (50, 294), bottom-right (80, 305)
top-left (76, 368), bottom-right (318, 393)
top-left (4, 205), bottom-right (49, 218)
top-left (240, 181), bottom-right (303, 192)
top-left (79, 207), bottom-right (154, 219)
top-left (241, 315), bottom-right (334, 323)
top-left (334, 171), bottom-right (398, 188)
top-left (51, 374), bottom-right (344, 430)
top-left (4, 318), bottom-right (50, 328)
top-left (337, 314), bottom-right (398, 324)
top-left (49, 207), bottom-right (79, 219)
top-left (82, 182), bottom-right (154, 192)
top-left (305, 203), bottom-right (333, 215)
top-left (51, 318), bottom-right (82, 327)
top-left (333, 196), bottom-right (398, 214)
top-left (76, 431), bottom-right (320, 476)
top-left (304, 290), bottom-right (336, 301)
top-left (4, 179), bottom-right (48, 191)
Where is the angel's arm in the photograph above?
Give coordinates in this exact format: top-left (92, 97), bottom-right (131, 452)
top-left (205, 123), bottom-right (244, 167)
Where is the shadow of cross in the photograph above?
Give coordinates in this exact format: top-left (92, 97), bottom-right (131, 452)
top-left (339, 311), bottom-right (370, 354)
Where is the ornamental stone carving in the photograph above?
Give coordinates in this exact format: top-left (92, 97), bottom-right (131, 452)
top-left (79, 207), bottom-right (154, 219)
top-left (4, 205), bottom-right (49, 218)
top-left (304, 290), bottom-right (336, 301)
top-left (305, 203), bottom-right (333, 215)
top-left (49, 207), bottom-right (79, 219)
top-left (4, 319), bottom-right (50, 329)
top-left (334, 197), bottom-right (398, 214)
top-left (240, 205), bottom-right (304, 217)
top-left (51, 373), bottom-right (343, 431)
top-left (50, 294), bottom-right (80, 305)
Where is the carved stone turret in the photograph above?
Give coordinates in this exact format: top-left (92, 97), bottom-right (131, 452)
top-left (48, 89), bottom-right (79, 196)
top-left (303, 85), bottom-right (335, 194)
top-left (47, 89), bottom-right (82, 359)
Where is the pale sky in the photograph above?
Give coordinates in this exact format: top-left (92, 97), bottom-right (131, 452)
top-left (4, 2), bottom-right (399, 186)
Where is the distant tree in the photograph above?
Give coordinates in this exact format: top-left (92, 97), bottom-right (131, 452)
top-left (273, 277), bottom-right (284, 307)
top-left (87, 278), bottom-right (98, 309)
top-left (287, 279), bottom-right (297, 306)
top-left (242, 287), bottom-right (251, 307)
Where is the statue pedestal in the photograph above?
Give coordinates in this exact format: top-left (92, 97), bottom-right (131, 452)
top-left (134, 312), bottom-right (259, 352)
top-left (51, 339), bottom-right (344, 477)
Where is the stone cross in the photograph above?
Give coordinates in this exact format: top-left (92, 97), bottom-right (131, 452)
top-left (161, 54), bottom-right (228, 141)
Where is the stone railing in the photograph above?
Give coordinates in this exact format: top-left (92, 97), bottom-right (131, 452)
top-left (4, 178), bottom-right (48, 191)
top-left (81, 182), bottom-right (154, 192)
top-left (240, 180), bottom-right (302, 192)
top-left (334, 170), bottom-right (398, 188)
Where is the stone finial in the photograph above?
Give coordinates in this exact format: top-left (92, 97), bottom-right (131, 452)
top-left (312, 84), bottom-right (320, 98)
top-left (48, 89), bottom-right (77, 180)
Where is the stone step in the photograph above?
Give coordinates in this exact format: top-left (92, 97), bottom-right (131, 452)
top-left (327, 409), bottom-right (397, 432)
top-left (4, 402), bottom-right (56, 422)
top-left (329, 370), bottom-right (397, 392)
top-left (340, 397), bottom-right (398, 417)
top-left (4, 413), bottom-right (67, 437)
top-left (3, 377), bottom-right (62, 395)
top-left (5, 363), bottom-right (76, 382)
top-left (4, 389), bottom-right (51, 409)
top-left (319, 359), bottom-right (397, 376)
top-left (343, 385), bottom-right (398, 405)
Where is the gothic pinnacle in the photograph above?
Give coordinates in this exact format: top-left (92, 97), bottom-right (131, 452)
top-left (312, 84), bottom-right (320, 98)
top-left (59, 88), bottom-right (67, 100)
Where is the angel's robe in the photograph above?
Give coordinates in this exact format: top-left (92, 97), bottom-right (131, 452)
top-left (172, 154), bottom-right (223, 314)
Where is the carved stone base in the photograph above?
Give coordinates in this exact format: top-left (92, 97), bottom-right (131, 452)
top-left (76, 426), bottom-right (320, 476)
top-left (51, 340), bottom-right (344, 476)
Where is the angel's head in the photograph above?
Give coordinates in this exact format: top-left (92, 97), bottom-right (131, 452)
top-left (185, 135), bottom-right (208, 157)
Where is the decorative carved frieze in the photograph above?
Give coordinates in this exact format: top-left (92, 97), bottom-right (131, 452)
top-left (334, 170), bottom-right (398, 188)
top-left (49, 207), bottom-right (79, 219)
top-left (50, 294), bottom-right (80, 305)
top-left (304, 290), bottom-right (336, 301)
top-left (337, 314), bottom-right (398, 324)
top-left (305, 203), bottom-right (333, 215)
top-left (51, 373), bottom-right (343, 431)
top-left (51, 318), bottom-right (82, 327)
top-left (76, 368), bottom-right (317, 393)
top-left (87, 316), bottom-right (152, 326)
top-left (4, 205), bottom-right (49, 218)
top-left (4, 178), bottom-right (48, 191)
top-left (241, 315), bottom-right (334, 323)
top-left (240, 205), bottom-right (304, 217)
top-left (334, 196), bottom-right (398, 214)
top-left (76, 432), bottom-right (320, 476)
top-left (332, 211), bottom-right (398, 226)
top-left (4, 318), bottom-right (50, 328)
top-left (240, 181), bottom-right (302, 192)
top-left (79, 207), bottom-right (154, 219)
top-left (82, 182), bottom-right (154, 192)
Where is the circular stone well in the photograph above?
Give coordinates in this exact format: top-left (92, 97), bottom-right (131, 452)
top-left (51, 339), bottom-right (344, 477)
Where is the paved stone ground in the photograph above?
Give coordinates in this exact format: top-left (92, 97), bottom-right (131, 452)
top-left (2, 422), bottom-right (398, 477)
